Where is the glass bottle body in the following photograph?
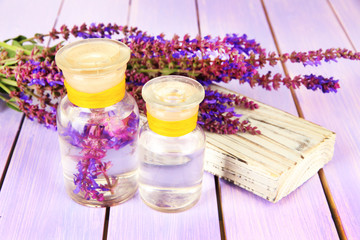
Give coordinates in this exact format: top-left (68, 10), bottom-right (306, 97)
top-left (57, 92), bottom-right (139, 207)
top-left (138, 123), bottom-right (205, 212)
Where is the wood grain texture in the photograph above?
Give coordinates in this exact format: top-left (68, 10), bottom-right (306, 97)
top-left (108, 173), bottom-right (220, 240)
top-left (0, 119), bottom-right (105, 239)
top-left (329, 0), bottom-right (360, 50)
top-left (264, 0), bottom-right (360, 238)
top-left (198, 0), bottom-right (297, 115)
top-left (0, 103), bottom-right (22, 176)
top-left (129, 0), bottom-right (198, 37)
top-left (0, 0), bottom-right (60, 179)
top-left (0, 1), bottom-right (115, 239)
top-left (220, 177), bottom-right (339, 240)
top-left (1, 0), bottom-right (358, 239)
top-left (57, 0), bottom-right (129, 29)
top-left (107, 1), bottom-right (221, 239)
top-left (205, 85), bottom-right (336, 202)
top-left (0, 0), bottom-right (62, 40)
top-left (198, 0), bottom-right (338, 239)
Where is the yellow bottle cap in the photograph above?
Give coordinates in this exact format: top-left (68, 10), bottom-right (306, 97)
top-left (142, 76), bottom-right (205, 137)
top-left (55, 38), bottom-right (130, 108)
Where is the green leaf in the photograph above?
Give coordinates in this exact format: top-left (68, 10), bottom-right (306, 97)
top-left (4, 59), bottom-right (18, 66)
top-left (0, 78), bottom-right (18, 87)
top-left (160, 68), bottom-right (177, 75)
top-left (4, 49), bottom-right (16, 58)
top-left (4, 35), bottom-right (28, 43)
top-left (8, 97), bottom-right (17, 102)
top-left (50, 42), bottom-right (63, 52)
top-left (11, 35), bottom-right (28, 42)
top-left (0, 41), bottom-right (32, 56)
top-left (23, 44), bottom-right (43, 51)
top-left (12, 40), bottom-right (22, 47)
top-left (6, 101), bottom-right (21, 112)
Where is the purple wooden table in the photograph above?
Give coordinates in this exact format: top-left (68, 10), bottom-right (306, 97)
top-left (0, 0), bottom-right (359, 239)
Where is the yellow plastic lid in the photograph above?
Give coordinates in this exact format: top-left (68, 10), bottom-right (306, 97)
top-left (55, 38), bottom-right (130, 93)
top-left (55, 39), bottom-right (131, 108)
top-left (142, 75), bottom-right (205, 136)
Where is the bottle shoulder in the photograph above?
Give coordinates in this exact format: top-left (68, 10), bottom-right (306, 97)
top-left (140, 122), bottom-right (204, 138)
top-left (57, 92), bottom-right (139, 129)
top-left (139, 122), bottom-right (205, 153)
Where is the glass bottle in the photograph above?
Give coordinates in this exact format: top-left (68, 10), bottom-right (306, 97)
top-left (55, 39), bottom-right (139, 207)
top-left (138, 75), bottom-right (206, 212)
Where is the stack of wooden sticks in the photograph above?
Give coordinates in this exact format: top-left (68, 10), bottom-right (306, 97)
top-left (205, 85), bottom-right (336, 202)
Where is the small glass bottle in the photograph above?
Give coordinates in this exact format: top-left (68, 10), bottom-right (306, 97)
top-left (138, 75), bottom-right (206, 212)
top-left (55, 39), bottom-right (139, 207)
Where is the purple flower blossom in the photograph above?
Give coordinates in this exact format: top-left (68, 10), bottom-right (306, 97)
top-left (62, 111), bottom-right (139, 201)
top-left (303, 74), bottom-right (339, 93)
top-left (3, 23), bottom-right (360, 135)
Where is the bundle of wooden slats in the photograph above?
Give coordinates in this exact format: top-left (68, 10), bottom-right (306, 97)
top-left (204, 85), bottom-right (336, 202)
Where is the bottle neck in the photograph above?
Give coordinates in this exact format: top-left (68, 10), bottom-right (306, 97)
top-left (146, 111), bottom-right (198, 137)
top-left (64, 76), bottom-right (126, 108)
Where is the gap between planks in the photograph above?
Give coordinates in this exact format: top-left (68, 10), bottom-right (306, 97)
top-left (0, 114), bottom-right (25, 191)
top-left (259, 0), bottom-right (347, 239)
top-left (326, 0), bottom-right (357, 52)
top-left (195, 0), bottom-right (226, 239)
top-left (50, 0), bottom-right (117, 239)
top-left (102, 207), bottom-right (110, 240)
top-left (51, 0), bottom-right (225, 238)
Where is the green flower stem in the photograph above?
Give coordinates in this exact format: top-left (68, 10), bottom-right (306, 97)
top-left (0, 94), bottom-right (20, 111)
top-left (0, 58), bottom-right (19, 65)
top-left (0, 81), bottom-right (11, 94)
top-left (0, 78), bottom-right (18, 87)
top-left (24, 88), bottom-right (40, 99)
top-left (19, 37), bottom-right (34, 44)
top-left (19, 34), bottom-right (50, 44)
top-left (137, 68), bottom-right (200, 76)
top-left (0, 65), bottom-right (15, 70)
top-left (0, 41), bottom-right (32, 55)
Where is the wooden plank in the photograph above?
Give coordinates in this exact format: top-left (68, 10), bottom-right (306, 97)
top-left (0, 0), bottom-right (61, 177)
top-left (0, 0), bottom-right (132, 238)
top-left (220, 179), bottom-right (339, 240)
top-left (0, 105), bottom-right (22, 176)
top-left (107, 1), bottom-right (221, 239)
top-left (0, 119), bottom-right (105, 239)
top-left (328, 0), bottom-right (360, 50)
top-left (198, 0), bottom-right (339, 238)
top-left (56, 0), bottom-right (129, 30)
top-left (198, 0), bottom-right (297, 115)
top-left (129, 0), bottom-right (198, 37)
top-left (205, 85), bottom-right (336, 202)
top-left (0, 0), bottom-right (62, 40)
top-left (264, 0), bottom-right (360, 238)
top-left (109, 173), bottom-right (218, 239)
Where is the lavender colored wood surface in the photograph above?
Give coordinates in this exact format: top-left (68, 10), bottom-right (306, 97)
top-left (0, 0), bottom-right (62, 40)
top-left (1, 0), bottom-right (360, 239)
top-left (0, 119), bottom-right (105, 239)
top-left (220, 178), bottom-right (338, 240)
top-left (108, 174), bottom-right (220, 239)
top-left (198, 0), bottom-right (296, 114)
top-left (107, 1), bottom-right (221, 239)
top-left (264, 0), bottom-right (360, 238)
top-left (57, 0), bottom-right (129, 30)
top-left (0, 1), bottom-right (109, 239)
top-left (0, 104), bottom-right (22, 176)
top-left (329, 0), bottom-right (360, 50)
top-left (0, 0), bottom-right (60, 178)
top-left (129, 0), bottom-right (198, 37)
top-left (198, 0), bottom-right (338, 239)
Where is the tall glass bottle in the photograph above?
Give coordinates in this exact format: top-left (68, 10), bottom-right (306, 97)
top-left (55, 39), bottom-right (139, 207)
top-left (138, 76), bottom-right (205, 212)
